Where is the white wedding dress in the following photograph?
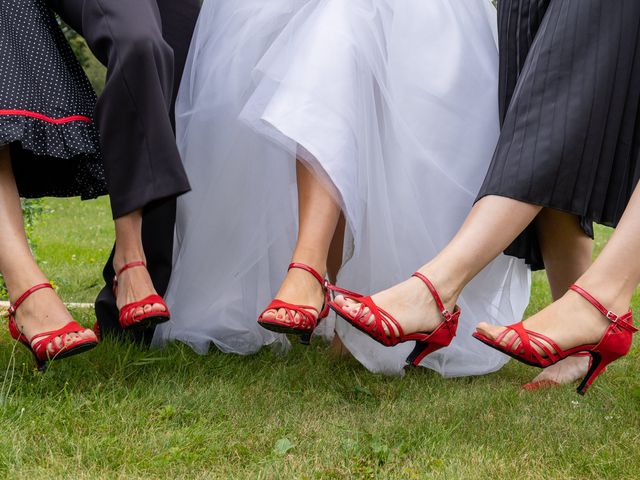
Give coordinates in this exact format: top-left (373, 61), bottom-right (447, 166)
top-left (152, 0), bottom-right (531, 377)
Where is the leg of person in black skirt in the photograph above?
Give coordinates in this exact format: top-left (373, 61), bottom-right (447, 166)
top-left (47, 0), bottom-right (201, 341)
top-left (477, 183), bottom-right (640, 395)
top-left (330, 0), bottom-right (640, 394)
top-left (523, 210), bottom-right (593, 389)
top-left (495, 0), bottom-right (594, 390)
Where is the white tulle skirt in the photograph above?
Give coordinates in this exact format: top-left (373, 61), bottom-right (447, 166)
top-left (152, 0), bottom-right (531, 377)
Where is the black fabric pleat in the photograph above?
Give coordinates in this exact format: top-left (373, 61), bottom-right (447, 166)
top-left (480, 0), bottom-right (640, 270)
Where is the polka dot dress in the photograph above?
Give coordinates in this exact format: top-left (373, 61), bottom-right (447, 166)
top-left (0, 0), bottom-right (106, 199)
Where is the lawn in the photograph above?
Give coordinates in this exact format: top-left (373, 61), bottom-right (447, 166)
top-left (1, 197), bottom-right (639, 479)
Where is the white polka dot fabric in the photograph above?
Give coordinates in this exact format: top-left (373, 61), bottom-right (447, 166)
top-left (0, 0), bottom-right (106, 199)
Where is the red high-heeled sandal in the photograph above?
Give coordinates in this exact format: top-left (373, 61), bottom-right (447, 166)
top-left (329, 272), bottom-right (460, 367)
top-left (472, 284), bottom-right (638, 395)
top-left (257, 263), bottom-right (330, 345)
top-left (7, 283), bottom-right (98, 371)
top-left (114, 261), bottom-right (170, 330)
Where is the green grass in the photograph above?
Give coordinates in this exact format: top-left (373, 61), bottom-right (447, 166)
top-left (1, 198), bottom-right (639, 479)
top-left (30, 197), bottom-right (113, 303)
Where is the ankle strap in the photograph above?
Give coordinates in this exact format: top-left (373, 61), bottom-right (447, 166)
top-left (7, 283), bottom-right (53, 317)
top-left (570, 284), bottom-right (637, 332)
top-left (412, 272), bottom-right (454, 321)
top-left (288, 263), bottom-right (326, 287)
top-left (116, 261), bottom-right (146, 278)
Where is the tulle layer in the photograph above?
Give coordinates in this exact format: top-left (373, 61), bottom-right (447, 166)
top-left (154, 0), bottom-right (531, 377)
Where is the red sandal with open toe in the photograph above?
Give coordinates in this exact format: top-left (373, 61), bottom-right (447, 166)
top-left (473, 284), bottom-right (638, 395)
top-left (7, 283), bottom-right (98, 371)
top-left (329, 272), bottom-right (460, 367)
top-left (114, 261), bottom-right (170, 330)
top-left (257, 263), bottom-right (330, 345)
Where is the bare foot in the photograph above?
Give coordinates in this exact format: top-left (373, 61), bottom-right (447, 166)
top-left (113, 261), bottom-right (166, 319)
top-left (522, 356), bottom-right (590, 390)
top-left (476, 289), bottom-right (614, 358)
top-left (12, 284), bottom-right (96, 356)
top-left (260, 265), bottom-right (326, 325)
top-left (333, 269), bottom-right (458, 340)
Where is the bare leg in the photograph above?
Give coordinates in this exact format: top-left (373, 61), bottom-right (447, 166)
top-left (326, 214), bottom-right (353, 356)
top-left (113, 210), bottom-right (166, 317)
top-left (335, 195), bottom-right (541, 335)
top-left (477, 183), bottom-right (640, 356)
top-left (537, 210), bottom-right (593, 300)
top-left (525, 210), bottom-right (593, 388)
top-left (327, 213), bottom-right (346, 284)
top-left (261, 161), bottom-right (341, 323)
top-left (0, 147), bottom-right (95, 353)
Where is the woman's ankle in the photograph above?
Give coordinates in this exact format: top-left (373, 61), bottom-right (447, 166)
top-left (3, 266), bottom-right (49, 303)
top-left (417, 261), bottom-right (464, 306)
top-left (290, 250), bottom-right (327, 277)
top-left (570, 274), bottom-right (635, 315)
top-left (113, 249), bottom-right (147, 272)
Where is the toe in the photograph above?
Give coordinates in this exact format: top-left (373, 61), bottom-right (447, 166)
top-left (48, 335), bottom-right (64, 355)
top-left (80, 328), bottom-right (98, 342)
top-left (64, 332), bottom-right (81, 348)
top-left (475, 322), bottom-right (505, 341)
top-left (152, 303), bottom-right (166, 313)
top-left (333, 295), bottom-right (350, 308)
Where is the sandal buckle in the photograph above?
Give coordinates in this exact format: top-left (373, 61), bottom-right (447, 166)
top-left (606, 311), bottom-right (618, 322)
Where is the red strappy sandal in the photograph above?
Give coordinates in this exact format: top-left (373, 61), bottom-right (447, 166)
top-left (329, 272), bottom-right (460, 367)
top-left (114, 261), bottom-right (170, 330)
top-left (257, 262), bottom-right (330, 345)
top-left (7, 283), bottom-right (98, 371)
top-left (472, 284), bottom-right (638, 395)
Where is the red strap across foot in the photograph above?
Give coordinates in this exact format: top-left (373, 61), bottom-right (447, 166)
top-left (5, 283), bottom-right (95, 358)
top-left (7, 283), bottom-right (53, 317)
top-left (261, 299), bottom-right (319, 329)
top-left (30, 320), bottom-right (92, 355)
top-left (119, 294), bottom-right (169, 327)
top-left (570, 284), bottom-right (637, 333)
top-left (258, 263), bottom-right (327, 332)
top-left (288, 263), bottom-right (326, 287)
top-left (116, 261), bottom-right (147, 278)
top-left (496, 322), bottom-right (563, 364)
top-left (412, 272), bottom-right (453, 321)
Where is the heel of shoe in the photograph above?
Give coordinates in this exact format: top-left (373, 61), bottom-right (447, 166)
top-left (576, 352), bottom-right (619, 395)
top-left (299, 331), bottom-right (312, 345)
top-left (405, 340), bottom-right (444, 367)
top-left (33, 353), bottom-right (48, 372)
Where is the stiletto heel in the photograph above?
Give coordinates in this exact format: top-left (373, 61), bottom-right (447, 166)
top-left (576, 353), bottom-right (607, 395)
top-left (473, 284), bottom-right (638, 395)
top-left (114, 261), bottom-right (170, 330)
top-left (299, 331), bottom-right (313, 345)
top-left (257, 263), bottom-right (330, 344)
top-left (329, 272), bottom-right (460, 366)
top-left (7, 283), bottom-right (98, 370)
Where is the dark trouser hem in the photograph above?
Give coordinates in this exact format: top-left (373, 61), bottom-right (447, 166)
top-left (110, 183), bottom-right (190, 219)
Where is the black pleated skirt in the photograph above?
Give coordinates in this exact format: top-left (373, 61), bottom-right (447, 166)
top-left (478, 0), bottom-right (640, 270)
top-left (0, 0), bottom-right (106, 199)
